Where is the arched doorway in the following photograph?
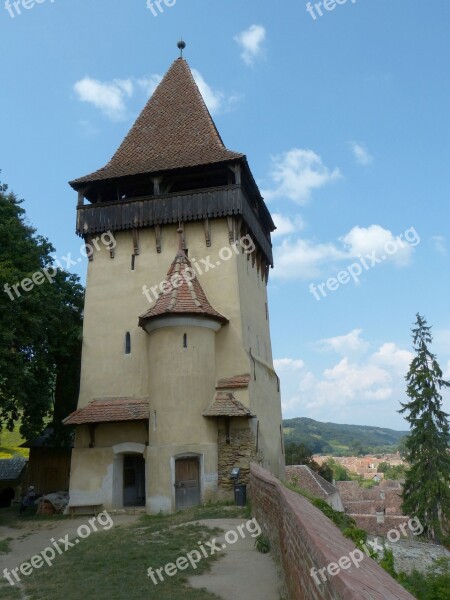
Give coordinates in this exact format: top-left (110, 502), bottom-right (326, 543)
top-left (174, 456), bottom-right (200, 510)
top-left (112, 443), bottom-right (146, 508)
top-left (123, 454), bottom-right (145, 507)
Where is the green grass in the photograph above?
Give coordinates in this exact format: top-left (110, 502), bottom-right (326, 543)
top-left (2, 502), bottom-right (249, 600)
top-left (0, 537), bottom-right (12, 553)
top-left (0, 426), bottom-right (29, 458)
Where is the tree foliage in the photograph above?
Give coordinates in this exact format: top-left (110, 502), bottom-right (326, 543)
top-left (0, 178), bottom-right (84, 440)
top-left (285, 442), bottom-right (335, 483)
top-left (399, 314), bottom-right (450, 543)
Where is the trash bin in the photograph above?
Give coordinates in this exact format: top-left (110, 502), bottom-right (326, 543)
top-left (234, 484), bottom-right (247, 507)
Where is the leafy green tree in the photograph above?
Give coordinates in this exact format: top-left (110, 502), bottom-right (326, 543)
top-left (285, 442), bottom-right (316, 467)
top-left (317, 461), bottom-right (334, 483)
top-left (399, 314), bottom-right (450, 543)
top-left (0, 178), bottom-right (84, 440)
top-left (326, 458), bottom-right (351, 481)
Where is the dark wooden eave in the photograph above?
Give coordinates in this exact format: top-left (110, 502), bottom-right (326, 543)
top-left (76, 183), bottom-right (274, 266)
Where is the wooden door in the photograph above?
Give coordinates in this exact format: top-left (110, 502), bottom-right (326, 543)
top-left (175, 458), bottom-right (200, 510)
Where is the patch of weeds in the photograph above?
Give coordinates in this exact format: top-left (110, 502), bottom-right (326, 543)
top-left (0, 537), bottom-right (12, 553)
top-left (255, 534), bottom-right (270, 554)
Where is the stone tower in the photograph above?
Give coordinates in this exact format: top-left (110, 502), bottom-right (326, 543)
top-left (64, 53), bottom-right (285, 514)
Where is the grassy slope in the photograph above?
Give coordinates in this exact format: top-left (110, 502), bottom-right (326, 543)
top-left (0, 427), bottom-right (29, 459)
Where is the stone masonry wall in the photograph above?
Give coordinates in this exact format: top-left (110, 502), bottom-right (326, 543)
top-left (217, 425), bottom-right (259, 491)
top-left (249, 463), bottom-right (415, 600)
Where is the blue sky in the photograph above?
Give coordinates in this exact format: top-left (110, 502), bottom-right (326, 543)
top-left (1, 0), bottom-right (449, 429)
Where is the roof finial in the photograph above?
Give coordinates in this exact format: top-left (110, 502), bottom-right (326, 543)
top-left (177, 39), bottom-right (186, 58)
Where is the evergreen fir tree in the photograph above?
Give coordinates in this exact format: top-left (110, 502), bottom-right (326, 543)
top-left (399, 314), bottom-right (450, 543)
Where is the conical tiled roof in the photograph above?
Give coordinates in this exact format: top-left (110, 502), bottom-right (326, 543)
top-left (71, 58), bottom-right (243, 187)
top-left (139, 249), bottom-right (228, 328)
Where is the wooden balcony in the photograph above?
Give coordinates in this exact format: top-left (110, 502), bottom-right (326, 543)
top-left (76, 184), bottom-right (273, 265)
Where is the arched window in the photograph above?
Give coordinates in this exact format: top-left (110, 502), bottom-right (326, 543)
top-left (183, 333), bottom-right (188, 349)
top-left (125, 332), bottom-right (131, 355)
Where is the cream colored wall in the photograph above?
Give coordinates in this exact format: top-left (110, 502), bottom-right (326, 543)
top-left (74, 422), bottom-right (147, 448)
top-left (78, 220), bottom-right (250, 408)
top-left (74, 216), bottom-right (284, 510)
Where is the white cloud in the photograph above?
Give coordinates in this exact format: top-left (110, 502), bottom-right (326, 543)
top-left (274, 358), bottom-right (305, 371)
top-left (73, 71), bottom-right (231, 120)
top-left (136, 75), bottom-right (162, 97)
top-left (272, 223), bottom-right (417, 280)
top-left (431, 235), bottom-right (447, 256)
top-left (350, 141), bottom-right (373, 166)
top-left (444, 360), bottom-right (450, 380)
top-left (273, 237), bottom-right (346, 279)
top-left (341, 224), bottom-right (414, 267)
top-left (318, 329), bottom-right (369, 356)
top-left (262, 149), bottom-right (342, 204)
top-left (371, 343), bottom-right (413, 376)
top-left (234, 24), bottom-right (266, 67)
top-left (271, 213), bottom-right (304, 239)
top-left (191, 69), bottom-right (225, 115)
top-left (74, 77), bottom-right (134, 121)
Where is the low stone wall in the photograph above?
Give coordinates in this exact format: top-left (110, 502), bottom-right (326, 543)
top-left (249, 463), bottom-right (415, 600)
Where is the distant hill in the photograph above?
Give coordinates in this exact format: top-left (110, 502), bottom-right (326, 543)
top-left (283, 417), bottom-right (408, 456)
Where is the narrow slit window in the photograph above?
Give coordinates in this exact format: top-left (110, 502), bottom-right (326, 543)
top-left (183, 333), bottom-right (188, 349)
top-left (125, 332), bottom-right (131, 355)
top-left (131, 255), bottom-right (136, 271)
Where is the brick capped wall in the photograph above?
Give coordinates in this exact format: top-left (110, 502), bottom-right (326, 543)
top-left (249, 463), bottom-right (415, 600)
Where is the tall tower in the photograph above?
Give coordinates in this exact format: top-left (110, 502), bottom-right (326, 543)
top-left (65, 50), bottom-right (285, 514)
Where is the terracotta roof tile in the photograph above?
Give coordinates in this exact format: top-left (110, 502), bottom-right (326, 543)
top-left (70, 58), bottom-right (243, 187)
top-left (216, 374), bottom-right (251, 389)
top-left (139, 249), bottom-right (227, 327)
top-left (63, 398), bottom-right (150, 425)
top-left (203, 392), bottom-right (254, 418)
top-left (286, 465), bottom-right (339, 499)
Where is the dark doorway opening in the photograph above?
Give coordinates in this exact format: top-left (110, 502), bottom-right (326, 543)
top-left (123, 454), bottom-right (145, 507)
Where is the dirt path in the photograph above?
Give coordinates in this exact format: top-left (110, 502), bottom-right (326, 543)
top-left (0, 513), bottom-right (138, 573)
top-left (1, 515), bottom-right (282, 600)
top-left (188, 519), bottom-right (282, 600)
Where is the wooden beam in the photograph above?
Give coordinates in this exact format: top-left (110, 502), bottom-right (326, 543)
top-left (204, 218), bottom-right (211, 247)
top-left (132, 228), bottom-right (139, 255)
top-left (155, 225), bottom-right (162, 254)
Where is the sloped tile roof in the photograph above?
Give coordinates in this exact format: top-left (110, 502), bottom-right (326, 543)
top-left (203, 392), bottom-right (254, 418)
top-left (70, 58), bottom-right (243, 187)
top-left (63, 398), bottom-right (150, 425)
top-left (0, 457), bottom-right (27, 481)
top-left (216, 374), bottom-right (251, 389)
top-left (286, 465), bottom-right (339, 499)
top-left (139, 248), bottom-right (228, 327)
